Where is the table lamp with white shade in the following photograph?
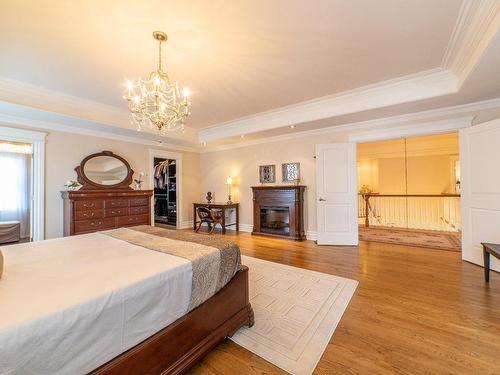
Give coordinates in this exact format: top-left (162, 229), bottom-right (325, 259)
top-left (226, 176), bottom-right (233, 204)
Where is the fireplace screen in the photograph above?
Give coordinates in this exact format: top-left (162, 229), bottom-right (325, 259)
top-left (260, 206), bottom-right (290, 236)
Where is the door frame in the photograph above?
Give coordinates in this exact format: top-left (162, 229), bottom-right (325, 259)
top-left (334, 117), bottom-right (474, 243)
top-left (0, 125), bottom-right (46, 241)
top-left (148, 149), bottom-right (183, 229)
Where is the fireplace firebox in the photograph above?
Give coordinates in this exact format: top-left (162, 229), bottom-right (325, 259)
top-left (251, 186), bottom-right (306, 241)
top-left (260, 206), bottom-right (290, 236)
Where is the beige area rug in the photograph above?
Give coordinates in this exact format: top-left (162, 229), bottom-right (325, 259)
top-left (359, 226), bottom-right (461, 251)
top-left (231, 255), bottom-right (358, 375)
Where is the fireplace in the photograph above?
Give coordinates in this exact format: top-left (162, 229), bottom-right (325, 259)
top-left (251, 186), bottom-right (306, 241)
top-left (260, 206), bottom-right (290, 236)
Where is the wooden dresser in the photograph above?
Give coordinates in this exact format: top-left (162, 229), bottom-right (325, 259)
top-left (61, 150), bottom-right (153, 236)
top-left (61, 190), bottom-right (153, 236)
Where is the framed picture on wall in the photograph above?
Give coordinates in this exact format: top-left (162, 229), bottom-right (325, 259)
top-left (259, 165), bottom-right (276, 183)
top-left (282, 162), bottom-right (300, 182)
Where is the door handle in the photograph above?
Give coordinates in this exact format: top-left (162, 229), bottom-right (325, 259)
top-left (318, 198), bottom-right (326, 202)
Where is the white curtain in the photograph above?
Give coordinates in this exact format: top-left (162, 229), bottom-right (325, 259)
top-left (0, 150), bottom-right (31, 238)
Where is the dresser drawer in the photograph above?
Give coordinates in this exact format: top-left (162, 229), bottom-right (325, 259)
top-left (129, 197), bottom-right (149, 207)
top-left (74, 209), bottom-right (103, 221)
top-left (105, 199), bottom-right (129, 208)
top-left (116, 214), bottom-right (149, 226)
top-left (129, 206), bottom-right (149, 215)
top-left (74, 217), bottom-right (115, 233)
top-left (105, 208), bottom-right (129, 217)
top-left (75, 200), bottom-right (103, 211)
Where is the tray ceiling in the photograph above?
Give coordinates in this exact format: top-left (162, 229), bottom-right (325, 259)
top-left (0, 0), bottom-right (498, 149)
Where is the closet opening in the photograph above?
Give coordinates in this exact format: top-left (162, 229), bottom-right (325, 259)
top-left (153, 158), bottom-right (177, 227)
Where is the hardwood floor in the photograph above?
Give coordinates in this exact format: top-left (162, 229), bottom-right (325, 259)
top-left (187, 230), bottom-right (500, 375)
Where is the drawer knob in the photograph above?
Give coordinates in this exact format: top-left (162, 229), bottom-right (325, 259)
top-left (90, 221), bottom-right (102, 226)
top-left (84, 203), bottom-right (95, 208)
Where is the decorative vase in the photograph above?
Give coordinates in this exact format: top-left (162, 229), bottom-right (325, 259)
top-left (135, 182), bottom-right (142, 190)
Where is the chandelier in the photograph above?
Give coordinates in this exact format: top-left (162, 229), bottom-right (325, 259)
top-left (123, 31), bottom-right (191, 135)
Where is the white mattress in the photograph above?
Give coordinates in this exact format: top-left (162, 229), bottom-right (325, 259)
top-left (0, 233), bottom-right (193, 375)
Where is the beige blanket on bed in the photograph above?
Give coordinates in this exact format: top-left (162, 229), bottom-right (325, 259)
top-left (103, 226), bottom-right (241, 310)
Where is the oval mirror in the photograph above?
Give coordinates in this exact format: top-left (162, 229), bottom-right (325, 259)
top-left (83, 155), bottom-right (128, 186)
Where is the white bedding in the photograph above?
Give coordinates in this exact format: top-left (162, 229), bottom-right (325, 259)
top-left (0, 233), bottom-right (193, 375)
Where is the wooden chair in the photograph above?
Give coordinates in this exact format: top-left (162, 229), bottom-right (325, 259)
top-left (195, 207), bottom-right (223, 234)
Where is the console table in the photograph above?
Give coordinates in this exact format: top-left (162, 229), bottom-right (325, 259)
top-left (193, 202), bottom-right (239, 234)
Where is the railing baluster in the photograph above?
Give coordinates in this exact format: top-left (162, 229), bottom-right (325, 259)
top-left (408, 197), bottom-right (412, 229)
top-left (392, 197), bottom-right (395, 227)
top-left (415, 198), bottom-right (422, 229)
top-left (431, 198), bottom-right (435, 230)
top-left (437, 198), bottom-right (441, 231)
top-left (427, 197), bottom-right (431, 230)
top-left (446, 198), bottom-right (452, 232)
top-left (424, 198), bottom-right (427, 230)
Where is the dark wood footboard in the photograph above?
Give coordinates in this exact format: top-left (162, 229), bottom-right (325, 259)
top-left (91, 266), bottom-right (253, 375)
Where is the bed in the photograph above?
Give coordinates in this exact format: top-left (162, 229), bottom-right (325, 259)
top-left (0, 225), bottom-right (253, 375)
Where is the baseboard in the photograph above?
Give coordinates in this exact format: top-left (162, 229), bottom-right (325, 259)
top-left (180, 220), bottom-right (315, 240)
top-left (306, 231), bottom-right (318, 241)
top-left (179, 220), bottom-right (192, 229)
top-left (239, 224), bottom-right (254, 233)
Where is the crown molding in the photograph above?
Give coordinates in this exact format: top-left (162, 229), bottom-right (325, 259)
top-left (348, 116), bottom-right (473, 143)
top-left (198, 68), bottom-right (459, 143)
top-left (199, 2), bottom-right (500, 143)
top-left (358, 146), bottom-right (460, 160)
top-left (0, 76), bottom-right (199, 144)
top-left (0, 102), bottom-right (198, 153)
top-left (442, 0), bottom-right (500, 84)
top-left (0, 125), bottom-right (47, 142)
top-left (200, 97), bottom-right (500, 153)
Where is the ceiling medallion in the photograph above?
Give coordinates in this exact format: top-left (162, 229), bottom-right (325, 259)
top-left (123, 31), bottom-right (191, 135)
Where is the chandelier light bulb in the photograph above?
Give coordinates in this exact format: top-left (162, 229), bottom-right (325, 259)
top-left (152, 76), bottom-right (161, 86)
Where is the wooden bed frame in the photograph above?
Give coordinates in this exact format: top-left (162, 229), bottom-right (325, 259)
top-left (91, 266), bottom-right (254, 375)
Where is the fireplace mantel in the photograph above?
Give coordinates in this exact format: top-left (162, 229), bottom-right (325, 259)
top-left (251, 185), bottom-right (306, 241)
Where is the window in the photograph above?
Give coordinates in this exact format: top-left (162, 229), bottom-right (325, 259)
top-left (0, 142), bottom-right (32, 238)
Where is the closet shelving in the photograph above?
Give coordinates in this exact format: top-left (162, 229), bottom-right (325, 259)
top-left (153, 158), bottom-right (177, 226)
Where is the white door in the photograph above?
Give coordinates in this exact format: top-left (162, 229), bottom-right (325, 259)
top-left (461, 118), bottom-right (500, 272)
top-left (316, 143), bottom-right (358, 245)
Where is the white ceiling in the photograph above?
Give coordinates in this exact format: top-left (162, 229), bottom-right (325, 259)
top-left (0, 0), bottom-right (499, 149)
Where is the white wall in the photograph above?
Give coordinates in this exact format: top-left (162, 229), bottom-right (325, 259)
top-left (199, 130), bottom-right (464, 235)
top-left (357, 132), bottom-right (459, 194)
top-left (199, 132), bottom-right (351, 235)
top-left (1, 125), bottom-right (200, 239)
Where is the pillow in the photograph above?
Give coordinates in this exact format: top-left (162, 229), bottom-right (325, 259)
top-left (0, 249), bottom-right (3, 279)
